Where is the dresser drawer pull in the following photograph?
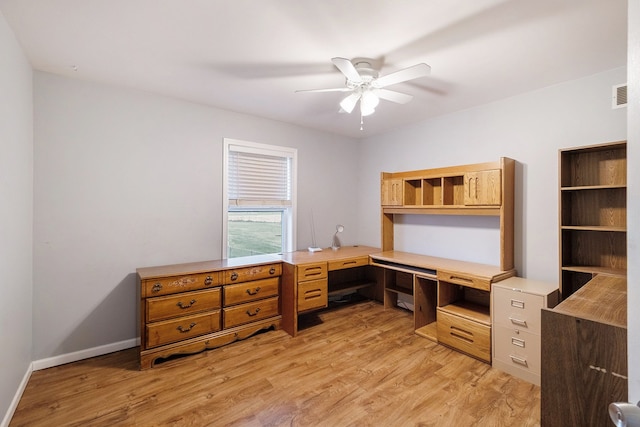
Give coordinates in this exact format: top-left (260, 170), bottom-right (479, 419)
top-left (510, 299), bottom-right (525, 309)
top-left (304, 267), bottom-right (323, 276)
top-left (230, 272), bottom-right (238, 281)
top-left (246, 307), bottom-right (261, 317)
top-left (177, 322), bottom-right (196, 333)
top-left (176, 299), bottom-right (197, 309)
top-left (269, 267), bottom-right (276, 275)
top-left (245, 287), bottom-right (261, 296)
top-left (511, 337), bottom-right (525, 348)
top-left (204, 275), bottom-right (214, 286)
top-left (509, 355), bottom-right (528, 367)
top-left (152, 283), bottom-right (163, 293)
top-left (509, 317), bottom-right (527, 327)
top-left (343, 261), bottom-right (357, 266)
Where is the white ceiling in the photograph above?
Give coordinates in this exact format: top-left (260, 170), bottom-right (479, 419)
top-left (0, 0), bottom-right (628, 138)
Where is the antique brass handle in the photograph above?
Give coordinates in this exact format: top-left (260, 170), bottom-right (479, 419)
top-left (230, 272), bottom-right (238, 281)
top-left (204, 275), bottom-right (213, 286)
top-left (246, 287), bottom-right (261, 296)
top-left (177, 299), bottom-right (196, 309)
top-left (269, 267), bottom-right (276, 274)
top-left (151, 283), bottom-right (162, 293)
top-left (246, 307), bottom-right (261, 317)
top-left (177, 322), bottom-right (196, 333)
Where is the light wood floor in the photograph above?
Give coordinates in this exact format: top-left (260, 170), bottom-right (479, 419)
top-left (10, 300), bottom-right (540, 426)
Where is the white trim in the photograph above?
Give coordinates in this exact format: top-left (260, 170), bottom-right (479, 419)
top-left (32, 338), bottom-right (139, 371)
top-left (1, 363), bottom-right (32, 427)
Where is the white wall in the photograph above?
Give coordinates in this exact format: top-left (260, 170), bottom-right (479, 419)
top-left (627, 0), bottom-right (640, 403)
top-left (0, 10), bottom-right (33, 425)
top-left (357, 67), bottom-right (627, 283)
top-left (32, 72), bottom-right (360, 360)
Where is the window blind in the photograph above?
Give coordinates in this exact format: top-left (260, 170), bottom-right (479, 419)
top-left (228, 150), bottom-right (291, 205)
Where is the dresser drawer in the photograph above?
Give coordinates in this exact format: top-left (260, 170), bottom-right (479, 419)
top-left (493, 286), bottom-right (544, 333)
top-left (328, 256), bottom-right (369, 271)
top-left (147, 288), bottom-right (221, 322)
top-left (297, 278), bottom-right (328, 312)
top-left (297, 262), bottom-right (328, 282)
top-left (146, 311), bottom-right (221, 348)
top-left (437, 309), bottom-right (491, 362)
top-left (224, 277), bottom-right (279, 306)
top-left (223, 296), bottom-right (279, 328)
top-left (143, 271), bottom-right (220, 297)
top-left (223, 263), bottom-right (281, 284)
top-left (437, 270), bottom-right (490, 291)
top-left (493, 325), bottom-right (541, 375)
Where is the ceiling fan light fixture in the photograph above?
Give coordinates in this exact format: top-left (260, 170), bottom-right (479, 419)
top-left (360, 90), bottom-right (379, 116)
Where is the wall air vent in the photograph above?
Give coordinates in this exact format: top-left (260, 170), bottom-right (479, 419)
top-left (612, 84), bottom-right (627, 109)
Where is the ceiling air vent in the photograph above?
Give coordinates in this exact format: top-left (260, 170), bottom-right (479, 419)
top-left (612, 84), bottom-right (627, 109)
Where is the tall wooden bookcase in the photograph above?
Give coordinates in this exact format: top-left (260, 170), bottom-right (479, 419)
top-left (558, 141), bottom-right (627, 298)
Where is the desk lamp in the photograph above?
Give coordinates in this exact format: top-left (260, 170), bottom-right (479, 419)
top-left (331, 225), bottom-right (344, 250)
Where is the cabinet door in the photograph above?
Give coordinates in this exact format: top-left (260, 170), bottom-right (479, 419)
top-left (464, 170), bottom-right (501, 206)
top-left (381, 179), bottom-right (403, 206)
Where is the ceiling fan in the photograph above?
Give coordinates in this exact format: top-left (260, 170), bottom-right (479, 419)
top-left (296, 57), bottom-right (431, 118)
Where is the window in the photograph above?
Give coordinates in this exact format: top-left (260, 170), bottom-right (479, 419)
top-left (223, 139), bottom-right (297, 258)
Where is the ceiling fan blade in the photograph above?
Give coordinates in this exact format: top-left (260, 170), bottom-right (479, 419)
top-left (373, 88), bottom-right (414, 104)
top-left (372, 63), bottom-right (431, 88)
top-left (339, 92), bottom-right (361, 114)
top-left (295, 87), bottom-right (351, 93)
top-left (331, 57), bottom-right (363, 83)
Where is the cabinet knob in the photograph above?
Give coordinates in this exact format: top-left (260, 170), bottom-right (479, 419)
top-left (204, 275), bottom-right (213, 286)
top-left (230, 272), bottom-right (238, 281)
top-left (269, 267), bottom-right (276, 275)
top-left (151, 283), bottom-right (162, 293)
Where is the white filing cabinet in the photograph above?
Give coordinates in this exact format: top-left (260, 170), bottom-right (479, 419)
top-left (491, 277), bottom-right (559, 385)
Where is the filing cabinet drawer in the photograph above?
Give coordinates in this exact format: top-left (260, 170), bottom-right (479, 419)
top-left (328, 256), bottom-right (369, 271)
top-left (297, 262), bottom-right (328, 282)
top-left (493, 325), bottom-right (541, 375)
top-left (143, 271), bottom-right (220, 297)
top-left (297, 278), bottom-right (328, 312)
top-left (223, 296), bottom-right (280, 328)
top-left (146, 311), bottom-right (221, 348)
top-left (437, 309), bottom-right (491, 362)
top-left (437, 270), bottom-right (490, 291)
top-left (147, 288), bottom-right (221, 322)
top-left (493, 286), bottom-right (544, 333)
top-left (224, 277), bottom-right (279, 306)
top-left (223, 263), bottom-right (281, 284)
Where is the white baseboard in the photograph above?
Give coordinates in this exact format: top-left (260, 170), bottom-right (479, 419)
top-left (32, 337), bottom-right (139, 371)
top-left (1, 363), bottom-right (33, 427)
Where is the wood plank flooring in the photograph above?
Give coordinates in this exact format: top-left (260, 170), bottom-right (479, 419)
top-left (10, 301), bottom-right (540, 426)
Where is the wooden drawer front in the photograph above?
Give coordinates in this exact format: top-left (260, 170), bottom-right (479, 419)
top-left (297, 262), bottom-right (328, 282)
top-left (224, 277), bottom-right (279, 306)
top-left (223, 263), bottom-right (281, 284)
top-left (147, 288), bottom-right (221, 322)
top-left (437, 270), bottom-right (490, 291)
top-left (297, 278), bottom-right (328, 312)
top-left (143, 272), bottom-right (220, 297)
top-left (493, 325), bottom-right (541, 374)
top-left (328, 256), bottom-right (369, 271)
top-left (493, 287), bottom-right (544, 333)
top-left (223, 296), bottom-right (279, 328)
top-left (437, 309), bottom-right (491, 362)
top-left (146, 311), bottom-right (221, 348)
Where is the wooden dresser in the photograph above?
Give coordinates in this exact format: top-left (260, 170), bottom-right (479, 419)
top-left (137, 255), bottom-right (282, 369)
top-left (541, 275), bottom-right (627, 426)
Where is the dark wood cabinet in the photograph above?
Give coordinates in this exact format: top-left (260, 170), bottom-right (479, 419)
top-left (541, 275), bottom-right (627, 426)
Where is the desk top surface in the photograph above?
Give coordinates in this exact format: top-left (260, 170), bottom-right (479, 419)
top-left (280, 245), bottom-right (380, 265)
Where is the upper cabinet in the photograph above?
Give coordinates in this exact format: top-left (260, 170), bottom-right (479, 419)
top-left (464, 169), bottom-right (502, 206)
top-left (380, 158), bottom-right (515, 271)
top-left (558, 141), bottom-right (627, 298)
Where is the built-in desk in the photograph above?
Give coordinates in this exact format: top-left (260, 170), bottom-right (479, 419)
top-left (280, 246), bottom-right (381, 336)
top-left (370, 251), bottom-right (516, 362)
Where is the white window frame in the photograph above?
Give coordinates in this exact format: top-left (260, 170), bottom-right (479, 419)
top-left (222, 138), bottom-right (297, 258)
